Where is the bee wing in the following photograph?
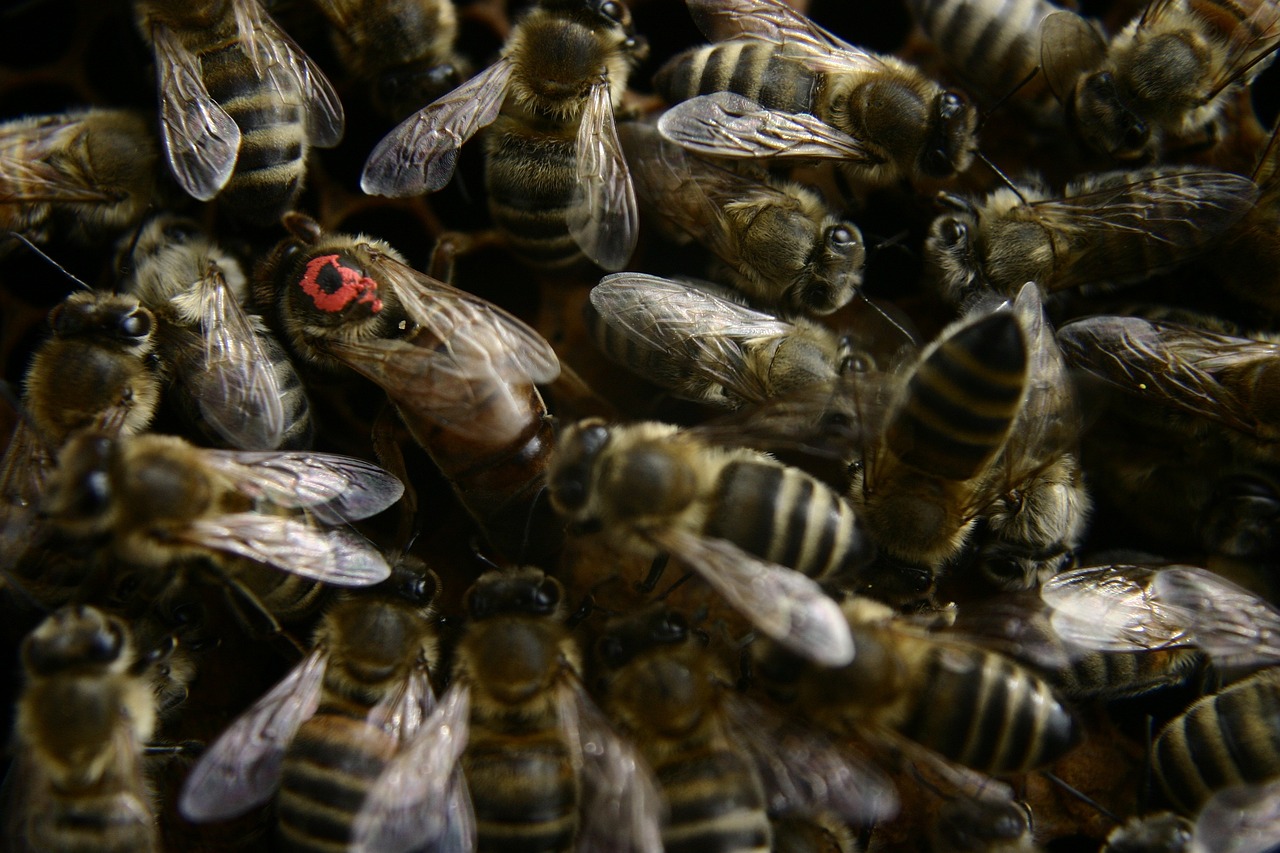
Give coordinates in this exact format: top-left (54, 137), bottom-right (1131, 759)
top-left (190, 267), bottom-right (286, 451)
top-left (179, 647), bottom-right (327, 822)
top-left (1031, 171), bottom-right (1257, 288)
top-left (591, 273), bottom-right (794, 404)
top-left (179, 513), bottom-right (393, 586)
top-left (658, 92), bottom-right (881, 163)
top-left (0, 117), bottom-right (119, 204)
top-left (202, 450), bottom-right (404, 522)
top-left (567, 78), bottom-right (638, 271)
top-left (367, 660), bottom-right (438, 744)
top-left (352, 682), bottom-right (473, 853)
top-left (723, 694), bottom-right (899, 824)
top-left (1152, 566), bottom-right (1280, 668)
top-left (1039, 10), bottom-right (1107, 103)
top-left (559, 678), bottom-right (664, 853)
top-left (362, 57), bottom-right (513, 196)
top-left (1040, 564), bottom-right (1195, 652)
top-left (0, 420), bottom-right (54, 562)
top-left (231, 0), bottom-right (344, 146)
top-left (649, 527), bottom-right (855, 667)
top-left (372, 254), bottom-right (561, 384)
top-left (1194, 778), bottom-right (1280, 853)
top-left (685, 0), bottom-right (880, 67)
top-left (1057, 315), bottom-right (1280, 437)
top-left (151, 21), bottom-right (241, 200)
top-left (1178, 0), bottom-right (1280, 97)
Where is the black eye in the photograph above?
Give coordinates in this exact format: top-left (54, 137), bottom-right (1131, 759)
top-left (119, 309), bottom-right (152, 339)
top-left (938, 92), bottom-right (965, 120)
top-left (599, 636), bottom-right (628, 669)
top-left (531, 578), bottom-right (560, 612)
top-left (600, 0), bottom-right (622, 20)
top-left (90, 624), bottom-right (123, 663)
top-left (942, 218), bottom-right (968, 247)
top-left (1122, 119), bottom-right (1149, 153)
top-left (656, 612), bottom-right (687, 643)
top-left (827, 226), bottom-right (856, 249)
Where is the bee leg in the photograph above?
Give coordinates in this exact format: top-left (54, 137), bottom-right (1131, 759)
top-left (656, 569), bottom-right (694, 601)
top-left (428, 229), bottom-right (507, 283)
top-left (144, 740), bottom-right (203, 757)
top-left (634, 554), bottom-right (669, 594)
top-left (218, 576), bottom-right (307, 664)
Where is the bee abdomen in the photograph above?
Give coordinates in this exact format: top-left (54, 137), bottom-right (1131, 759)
top-left (277, 714), bottom-right (398, 852)
top-left (33, 793), bottom-right (158, 853)
top-left (262, 332), bottom-right (315, 449)
top-left (655, 42), bottom-right (820, 114)
top-left (908, 0), bottom-right (1051, 99)
top-left (888, 311), bottom-right (1026, 481)
top-left (201, 43), bottom-right (307, 224)
top-left (705, 460), bottom-right (869, 579)
top-left (1153, 669), bottom-right (1280, 814)
top-left (464, 734), bottom-right (578, 852)
top-left (486, 121), bottom-right (582, 270)
top-left (898, 647), bottom-right (1079, 773)
top-left (1058, 649), bottom-right (1197, 700)
top-left (657, 749), bottom-right (771, 853)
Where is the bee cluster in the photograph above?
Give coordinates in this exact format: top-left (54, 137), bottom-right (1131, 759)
top-left (6, 0), bottom-right (1280, 850)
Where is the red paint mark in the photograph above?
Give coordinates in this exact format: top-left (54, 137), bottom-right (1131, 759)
top-left (298, 254), bottom-right (383, 314)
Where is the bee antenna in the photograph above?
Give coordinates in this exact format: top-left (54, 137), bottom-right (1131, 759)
top-left (976, 66), bottom-right (1041, 133)
top-left (7, 233), bottom-right (91, 291)
top-left (858, 292), bottom-right (917, 350)
top-left (976, 153), bottom-right (1027, 204)
top-left (469, 543), bottom-right (504, 572)
top-left (1252, 116), bottom-right (1280, 185)
top-left (1040, 771), bottom-right (1121, 823)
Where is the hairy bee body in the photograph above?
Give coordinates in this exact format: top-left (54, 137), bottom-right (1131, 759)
top-left (1153, 667), bottom-right (1280, 814)
top-left (657, 40), bottom-right (827, 121)
top-left (10, 607), bottom-right (162, 853)
top-left (0, 109), bottom-right (159, 248)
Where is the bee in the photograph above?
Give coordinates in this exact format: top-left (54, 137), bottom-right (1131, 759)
top-left (256, 213), bottom-right (563, 561)
top-left (38, 430), bottom-right (404, 588)
top-left (847, 304), bottom-right (1026, 598)
top-left (587, 273), bottom-right (857, 410)
top-left (930, 796), bottom-right (1040, 852)
top-left (962, 284), bottom-right (1090, 591)
top-left (0, 109), bottom-right (159, 248)
top-left (547, 417), bottom-right (865, 666)
top-left (1056, 314), bottom-right (1280, 462)
top-left (361, 0), bottom-right (649, 271)
top-left (652, 0), bottom-right (978, 186)
top-left (1039, 0), bottom-right (1280, 160)
top-left (596, 604), bottom-right (897, 853)
top-left (177, 559), bottom-right (447, 851)
top-left (617, 122), bottom-right (865, 316)
top-left (120, 214), bottom-right (313, 451)
top-left (5, 606), bottom-right (170, 852)
top-left (309, 0), bottom-right (468, 121)
top-left (351, 568), bottom-right (663, 853)
top-left (1, 289), bottom-right (162, 574)
top-left (753, 596), bottom-right (1082, 778)
top-left (905, 0), bottom-right (1059, 114)
top-left (924, 167), bottom-right (1257, 303)
top-left (132, 0), bottom-right (345, 224)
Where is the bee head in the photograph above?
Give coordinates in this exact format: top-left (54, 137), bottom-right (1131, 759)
top-left (22, 606), bottom-right (128, 677)
top-left (921, 91), bottom-right (977, 178)
top-left (1073, 71), bottom-right (1150, 160)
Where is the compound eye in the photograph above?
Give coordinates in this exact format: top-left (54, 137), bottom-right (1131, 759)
top-left (90, 623), bottom-right (124, 663)
top-left (119, 309), bottom-right (153, 339)
top-left (656, 612), bottom-right (687, 643)
top-left (828, 225), bottom-right (856, 249)
top-left (939, 92), bottom-right (965, 120)
top-left (941, 218), bottom-right (968, 247)
top-left (599, 635), bottom-right (629, 669)
top-left (600, 0), bottom-right (623, 21)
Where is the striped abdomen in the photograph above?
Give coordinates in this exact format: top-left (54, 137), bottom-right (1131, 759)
top-left (654, 41), bottom-right (823, 115)
top-left (656, 747), bottom-right (771, 853)
top-left (277, 709), bottom-right (399, 852)
top-left (1053, 648), bottom-right (1200, 701)
top-left (229, 561), bottom-right (329, 626)
top-left (485, 116), bottom-right (582, 270)
top-left (1154, 668), bottom-right (1280, 814)
top-left (260, 330), bottom-right (315, 450)
top-left (704, 459), bottom-right (869, 580)
top-left (200, 38), bottom-right (307, 225)
top-left (463, 725), bottom-right (579, 853)
top-left (906, 0), bottom-right (1054, 104)
top-left (29, 791), bottom-right (159, 853)
top-left (887, 311), bottom-right (1026, 481)
top-left (891, 636), bottom-right (1079, 774)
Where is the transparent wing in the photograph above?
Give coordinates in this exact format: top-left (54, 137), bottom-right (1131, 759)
top-left (567, 78), bottom-right (638, 271)
top-left (723, 694), bottom-right (899, 823)
top-left (1152, 566), bottom-right (1280, 668)
top-left (649, 527), bottom-right (855, 666)
top-left (1202, 0), bottom-right (1280, 96)
top-left (591, 273), bottom-right (792, 404)
top-left (151, 22), bottom-right (240, 200)
top-left (202, 450), bottom-right (405, 523)
top-left (191, 268), bottom-right (286, 451)
top-left (0, 420), bottom-right (54, 564)
top-left (361, 57), bottom-right (513, 196)
top-left (1057, 315), bottom-right (1279, 437)
top-left (1039, 10), bottom-right (1107, 103)
top-left (367, 662), bottom-right (438, 744)
top-left (232, 0), bottom-right (344, 146)
top-left (559, 679), bottom-right (664, 853)
top-left (180, 514), bottom-right (392, 586)
top-left (352, 682), bottom-right (472, 853)
top-left (437, 772), bottom-right (477, 853)
top-left (685, 0), bottom-right (883, 68)
top-left (179, 648), bottom-right (326, 822)
top-left (1194, 778), bottom-right (1280, 853)
top-left (1040, 564), bottom-right (1195, 652)
top-left (658, 92), bottom-right (880, 162)
top-left (0, 115), bottom-right (119, 204)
